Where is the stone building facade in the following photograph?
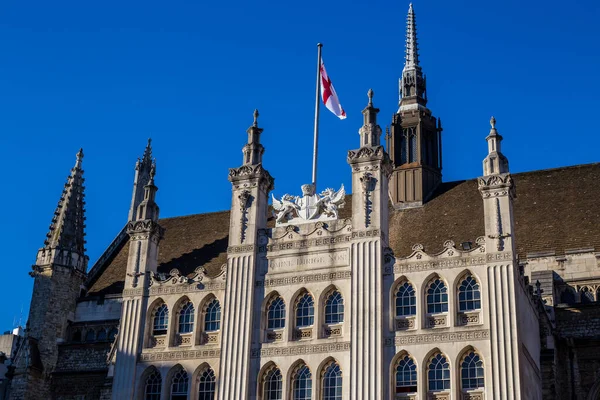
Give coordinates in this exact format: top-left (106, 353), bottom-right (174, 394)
top-left (6, 4), bottom-right (600, 400)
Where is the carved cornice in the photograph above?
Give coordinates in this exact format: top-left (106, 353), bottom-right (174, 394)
top-left (478, 173), bottom-right (515, 198)
top-left (387, 251), bottom-right (513, 274)
top-left (126, 220), bottom-right (165, 240)
top-left (384, 329), bottom-right (490, 347)
top-left (228, 163), bottom-right (274, 192)
top-left (139, 348), bottom-right (221, 362)
top-left (256, 271), bottom-right (351, 288)
top-left (251, 341), bottom-right (350, 358)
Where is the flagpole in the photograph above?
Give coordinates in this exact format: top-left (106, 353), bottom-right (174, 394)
top-left (311, 43), bottom-right (323, 189)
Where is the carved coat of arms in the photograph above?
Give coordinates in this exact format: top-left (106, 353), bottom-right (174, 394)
top-left (272, 183), bottom-right (345, 226)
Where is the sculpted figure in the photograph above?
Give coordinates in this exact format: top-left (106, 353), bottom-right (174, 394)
top-left (272, 194), bottom-right (299, 224)
top-left (320, 185), bottom-right (346, 218)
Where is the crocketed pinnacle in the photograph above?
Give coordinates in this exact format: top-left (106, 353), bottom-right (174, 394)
top-left (405, 3), bottom-right (420, 70)
top-left (44, 149), bottom-right (86, 255)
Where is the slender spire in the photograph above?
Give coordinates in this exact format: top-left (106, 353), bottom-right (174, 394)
top-left (242, 109), bottom-right (265, 165)
top-left (483, 116), bottom-right (509, 175)
top-left (359, 89), bottom-right (382, 147)
top-left (399, 3), bottom-right (427, 110)
top-left (128, 139), bottom-right (155, 222)
top-left (44, 149), bottom-right (87, 255)
top-left (405, 3), bottom-right (419, 70)
top-left (141, 138), bottom-right (153, 169)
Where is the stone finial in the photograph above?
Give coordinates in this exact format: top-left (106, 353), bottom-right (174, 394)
top-left (77, 148), bottom-right (84, 160)
top-left (368, 88), bottom-right (374, 106)
top-left (253, 109), bottom-right (259, 127)
top-left (490, 116), bottom-right (496, 130)
top-left (148, 163), bottom-right (156, 185)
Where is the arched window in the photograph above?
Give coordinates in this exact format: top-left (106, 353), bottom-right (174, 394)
top-left (204, 299), bottom-right (221, 332)
top-left (178, 301), bottom-right (195, 333)
top-left (144, 369), bottom-right (162, 400)
top-left (267, 297), bottom-right (286, 330)
top-left (153, 304), bottom-right (169, 336)
top-left (395, 355), bottom-right (417, 393)
top-left (395, 282), bottom-right (416, 317)
top-left (85, 329), bottom-right (96, 342)
top-left (458, 275), bottom-right (481, 312)
top-left (198, 368), bottom-right (216, 400)
top-left (427, 353), bottom-right (450, 391)
top-left (580, 287), bottom-right (595, 303)
top-left (72, 329), bottom-right (82, 342)
top-left (97, 329), bottom-right (107, 341)
top-left (263, 367), bottom-right (282, 400)
top-left (561, 287), bottom-right (576, 304)
top-left (296, 293), bottom-right (314, 328)
top-left (292, 364), bottom-right (312, 400)
top-left (409, 128), bottom-right (417, 163)
top-left (427, 279), bottom-right (448, 314)
top-left (108, 327), bottom-right (118, 342)
top-left (170, 368), bottom-right (189, 400)
top-left (399, 132), bottom-right (407, 164)
top-left (322, 362), bottom-right (342, 400)
top-left (461, 352), bottom-right (484, 390)
top-left (324, 291), bottom-right (344, 324)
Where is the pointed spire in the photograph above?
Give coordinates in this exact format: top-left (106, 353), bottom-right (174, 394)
top-left (242, 109), bottom-right (265, 165)
top-left (405, 3), bottom-right (419, 70)
top-left (141, 138), bottom-right (152, 167)
top-left (44, 149), bottom-right (87, 256)
top-left (483, 116), bottom-right (509, 175)
top-left (129, 139), bottom-right (156, 222)
top-left (359, 89), bottom-right (382, 147)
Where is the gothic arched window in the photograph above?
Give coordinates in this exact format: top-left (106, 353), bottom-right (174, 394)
top-left (400, 131), bottom-right (408, 165)
top-left (461, 352), bottom-right (484, 390)
top-left (178, 301), bottom-right (195, 334)
top-left (395, 282), bottom-right (416, 317)
top-left (427, 353), bottom-right (450, 391)
top-left (72, 329), bottom-right (82, 342)
top-left (144, 369), bottom-right (162, 400)
top-left (204, 299), bottom-right (221, 332)
top-left (409, 128), bottom-right (417, 163)
top-left (395, 355), bottom-right (417, 394)
top-left (324, 291), bottom-right (344, 325)
top-left (170, 368), bottom-right (189, 400)
top-left (458, 275), bottom-right (481, 312)
top-left (426, 279), bottom-right (448, 314)
top-left (85, 329), bottom-right (96, 342)
top-left (292, 364), bottom-right (312, 400)
top-left (263, 366), bottom-right (282, 400)
top-left (580, 286), bottom-right (595, 303)
top-left (153, 303), bottom-right (169, 336)
top-left (296, 293), bottom-right (315, 328)
top-left (198, 367), bottom-right (216, 400)
top-left (267, 297), bottom-right (286, 330)
top-left (322, 362), bottom-right (342, 400)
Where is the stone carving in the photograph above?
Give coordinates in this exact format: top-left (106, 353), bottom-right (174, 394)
top-left (458, 312), bottom-right (480, 326)
top-left (395, 317), bottom-right (415, 331)
top-left (126, 241), bottom-right (145, 288)
top-left (360, 172), bottom-right (375, 227)
top-left (238, 190), bottom-right (251, 243)
top-left (256, 271), bottom-right (351, 288)
top-left (251, 342), bottom-right (350, 358)
top-left (488, 198), bottom-right (511, 251)
top-left (384, 329), bottom-right (490, 347)
top-left (324, 325), bottom-right (342, 338)
top-left (461, 393), bottom-right (484, 400)
top-left (266, 330), bottom-right (283, 342)
top-left (293, 327), bottom-right (313, 340)
top-left (272, 184), bottom-right (345, 226)
top-left (140, 348), bottom-right (221, 362)
top-left (427, 315), bottom-right (447, 328)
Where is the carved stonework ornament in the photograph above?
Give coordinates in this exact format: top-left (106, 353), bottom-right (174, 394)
top-left (238, 190), bottom-right (251, 243)
top-left (360, 172), bottom-right (375, 227)
top-left (272, 184), bottom-right (345, 226)
top-left (487, 198), bottom-right (511, 251)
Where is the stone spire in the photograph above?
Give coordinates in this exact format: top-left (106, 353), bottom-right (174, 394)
top-left (241, 109), bottom-right (265, 166)
top-left (483, 116), bottom-right (509, 175)
top-left (135, 163), bottom-right (159, 222)
top-left (128, 139), bottom-right (154, 222)
top-left (399, 3), bottom-right (427, 110)
top-left (359, 89), bottom-right (382, 147)
top-left (40, 148), bottom-right (87, 268)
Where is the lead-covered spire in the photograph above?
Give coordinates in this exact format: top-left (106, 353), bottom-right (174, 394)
top-left (399, 3), bottom-right (427, 110)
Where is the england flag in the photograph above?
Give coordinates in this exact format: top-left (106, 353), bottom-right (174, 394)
top-left (320, 60), bottom-right (346, 119)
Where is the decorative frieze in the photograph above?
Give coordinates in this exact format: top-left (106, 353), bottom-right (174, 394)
top-left (292, 327), bottom-right (313, 340)
top-left (122, 288), bottom-right (144, 297)
top-left (139, 348), bottom-right (221, 362)
top-left (174, 333), bottom-right (192, 346)
top-left (458, 311), bottom-right (481, 326)
top-left (256, 271), bottom-right (351, 288)
top-left (149, 282), bottom-right (226, 296)
top-left (323, 324), bottom-right (342, 338)
top-left (395, 317), bottom-right (415, 331)
top-left (251, 341), bottom-right (350, 358)
top-left (388, 252), bottom-right (512, 274)
top-left (384, 329), bottom-right (490, 347)
top-left (426, 315), bottom-right (447, 329)
top-left (268, 249), bottom-right (349, 271)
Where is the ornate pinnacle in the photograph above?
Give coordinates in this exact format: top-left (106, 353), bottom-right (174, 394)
top-left (490, 116), bottom-right (496, 129)
top-left (405, 3), bottom-right (419, 69)
top-left (253, 109), bottom-right (259, 127)
top-left (368, 89), bottom-right (374, 106)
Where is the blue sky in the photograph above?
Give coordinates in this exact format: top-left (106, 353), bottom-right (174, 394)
top-left (1, 0), bottom-right (599, 329)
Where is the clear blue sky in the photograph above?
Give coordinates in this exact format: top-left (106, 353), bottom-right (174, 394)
top-left (1, 0), bottom-right (599, 329)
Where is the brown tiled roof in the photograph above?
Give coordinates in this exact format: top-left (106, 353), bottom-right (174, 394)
top-left (87, 163), bottom-right (600, 296)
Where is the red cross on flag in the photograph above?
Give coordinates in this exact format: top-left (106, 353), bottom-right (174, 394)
top-left (320, 60), bottom-right (346, 120)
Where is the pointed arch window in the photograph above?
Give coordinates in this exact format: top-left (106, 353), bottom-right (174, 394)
top-left (395, 282), bottom-right (416, 317)
top-left (461, 352), bottom-right (484, 390)
top-left (458, 276), bottom-right (481, 311)
top-left (399, 131), bottom-right (408, 165)
top-left (408, 127), bottom-right (417, 163)
top-left (296, 293), bottom-right (315, 328)
top-left (153, 303), bottom-right (169, 336)
top-left (178, 301), bottom-right (195, 333)
top-left (322, 362), bottom-right (342, 400)
top-left (580, 286), bottom-right (595, 303)
top-left (324, 291), bottom-right (344, 325)
top-left (426, 279), bottom-right (448, 314)
top-left (144, 369), bottom-right (162, 400)
top-left (292, 364), bottom-right (312, 400)
top-left (263, 366), bottom-right (282, 400)
top-left (427, 353), bottom-right (450, 391)
top-left (170, 369), bottom-right (189, 400)
top-left (395, 355), bottom-right (417, 393)
top-left (267, 297), bottom-right (286, 330)
top-left (85, 329), bottom-right (96, 342)
top-left (204, 299), bottom-right (221, 332)
top-left (198, 367), bottom-right (216, 400)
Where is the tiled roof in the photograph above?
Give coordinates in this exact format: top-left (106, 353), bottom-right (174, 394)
top-left (87, 163), bottom-right (600, 296)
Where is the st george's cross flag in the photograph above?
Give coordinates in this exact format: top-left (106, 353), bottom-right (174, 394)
top-left (320, 60), bottom-right (346, 119)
